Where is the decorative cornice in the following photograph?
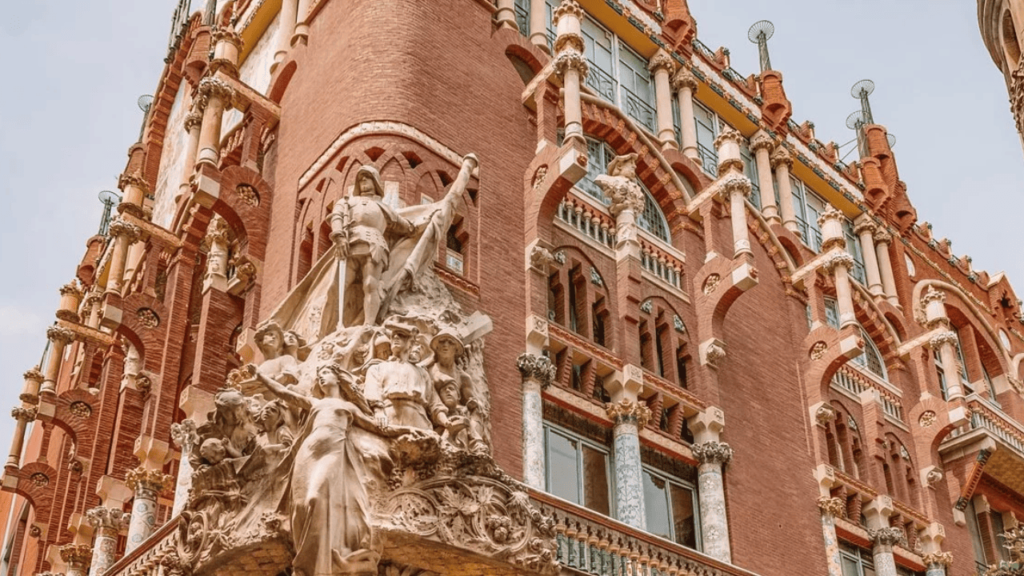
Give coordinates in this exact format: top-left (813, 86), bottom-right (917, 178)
top-left (670, 68), bottom-right (698, 92)
top-left (691, 441), bottom-right (733, 465)
top-left (516, 354), bottom-right (556, 388)
top-left (816, 496), bottom-right (845, 518)
top-left (125, 467), bottom-right (173, 495)
top-left (604, 399), bottom-right (652, 427)
top-left (46, 326), bottom-right (76, 346)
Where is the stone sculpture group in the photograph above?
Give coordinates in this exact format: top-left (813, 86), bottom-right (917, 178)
top-left (172, 155), bottom-right (558, 576)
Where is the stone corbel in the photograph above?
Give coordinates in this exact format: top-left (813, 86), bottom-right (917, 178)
top-left (603, 364), bottom-right (644, 404)
top-left (687, 406), bottom-right (725, 443)
top-left (133, 435), bottom-right (170, 471)
top-left (699, 338), bottom-right (727, 368)
top-left (525, 315), bottom-right (550, 355)
top-left (212, 70), bottom-right (282, 130)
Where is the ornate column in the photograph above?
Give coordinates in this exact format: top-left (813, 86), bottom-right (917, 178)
top-left (770, 147), bottom-right (799, 236)
top-left (552, 1), bottom-right (587, 145)
top-left (211, 25), bottom-right (242, 74)
top-left (919, 523), bottom-right (951, 576)
top-left (604, 366), bottom-right (647, 530)
top-left (715, 127), bottom-right (753, 258)
top-left (59, 544), bottom-right (92, 576)
top-left (529, 0), bottom-right (548, 51)
top-left (516, 354), bottom-right (556, 490)
top-left (495, 0), bottom-right (518, 30)
top-left (864, 497), bottom-right (900, 576)
top-left (874, 229), bottom-right (899, 307)
top-left (749, 131), bottom-right (779, 222)
top-left (176, 105), bottom-right (204, 205)
top-left (203, 215), bottom-right (231, 292)
top-left (40, 326), bottom-right (76, 395)
top-left (6, 407), bottom-right (36, 468)
top-left (672, 68), bottom-right (699, 161)
top-left (817, 497), bottom-right (845, 576)
top-left (819, 207), bottom-right (856, 328)
top-left (272, 0), bottom-right (298, 71)
top-left (649, 50), bottom-right (676, 149)
top-left (57, 281), bottom-right (84, 324)
top-left (20, 367), bottom-right (43, 405)
top-left (195, 77), bottom-right (235, 167)
top-left (84, 289), bottom-right (103, 329)
top-left (854, 217), bottom-right (884, 296)
top-left (170, 420), bottom-right (200, 516)
top-left (688, 407), bottom-right (732, 563)
top-left (105, 217), bottom-right (141, 296)
top-left (930, 331), bottom-right (964, 400)
top-left (85, 507), bottom-right (129, 576)
top-left (124, 468), bottom-right (172, 552)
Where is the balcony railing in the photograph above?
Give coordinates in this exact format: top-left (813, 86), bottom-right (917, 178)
top-left (622, 87), bottom-right (657, 133)
top-left (586, 63), bottom-right (618, 103)
top-left (697, 144), bottom-right (718, 177)
top-left (946, 396), bottom-right (1024, 458)
top-left (691, 38), bottom-right (716, 62)
top-left (831, 365), bottom-right (904, 422)
top-left (640, 235), bottom-right (683, 291)
top-left (533, 490), bottom-right (760, 576)
top-left (557, 196), bottom-right (616, 250)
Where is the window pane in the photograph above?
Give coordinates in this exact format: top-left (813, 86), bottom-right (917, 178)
top-left (669, 483), bottom-right (698, 549)
top-left (841, 556), bottom-right (861, 576)
top-left (582, 17), bottom-right (616, 102)
top-left (581, 445), bottom-right (610, 515)
top-left (643, 471), bottom-right (672, 540)
top-left (547, 430), bottom-right (581, 504)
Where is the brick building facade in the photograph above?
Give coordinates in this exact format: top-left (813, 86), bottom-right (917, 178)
top-left (0, 1), bottom-right (1022, 575)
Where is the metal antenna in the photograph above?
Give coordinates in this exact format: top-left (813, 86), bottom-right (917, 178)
top-left (886, 133), bottom-right (896, 149)
top-left (845, 110), bottom-right (868, 160)
top-left (137, 95), bottom-right (154, 141)
top-left (850, 79), bottom-right (875, 125)
top-left (747, 20), bottom-right (775, 73)
top-left (98, 190), bottom-right (121, 236)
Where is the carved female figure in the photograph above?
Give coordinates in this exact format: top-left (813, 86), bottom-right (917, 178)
top-left (255, 321), bottom-right (300, 385)
top-left (255, 364), bottom-right (383, 576)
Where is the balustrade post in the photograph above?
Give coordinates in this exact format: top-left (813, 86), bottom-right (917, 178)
top-left (195, 77), bottom-right (235, 168)
top-left (124, 467), bottom-right (173, 552)
top-left (749, 131), bottom-right (779, 222)
top-left (40, 326), bottom-right (76, 396)
top-left (770, 147), bottom-right (799, 236)
top-left (864, 496), bottom-right (900, 576)
top-left (854, 217), bottom-right (884, 296)
top-left (85, 507), bottom-right (130, 576)
top-left (874, 229), bottom-right (899, 307)
top-left (517, 353), bottom-right (556, 490)
top-left (688, 407), bottom-right (732, 563)
top-left (552, 1), bottom-right (587, 145)
top-left (649, 50), bottom-right (676, 150)
top-left (671, 69), bottom-right (699, 164)
top-left (605, 366), bottom-right (648, 530)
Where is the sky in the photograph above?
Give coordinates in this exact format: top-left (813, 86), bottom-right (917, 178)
top-left (0, 0), bottom-right (1021, 448)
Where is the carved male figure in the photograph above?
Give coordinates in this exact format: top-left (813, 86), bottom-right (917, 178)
top-left (363, 320), bottom-right (444, 431)
top-left (427, 329), bottom-right (485, 453)
top-left (330, 165), bottom-right (415, 326)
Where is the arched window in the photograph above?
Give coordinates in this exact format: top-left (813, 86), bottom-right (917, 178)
top-left (638, 187), bottom-right (670, 242)
top-left (851, 329), bottom-right (886, 381)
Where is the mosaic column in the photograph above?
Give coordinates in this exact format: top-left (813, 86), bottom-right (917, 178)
top-left (692, 441), bottom-right (733, 563)
top-left (552, 1), bottom-right (587, 144)
top-left (59, 543), bottom-right (92, 576)
top-left (85, 507), bottom-right (130, 576)
top-left (770, 147), bottom-right (799, 236)
top-left (817, 497), bottom-right (845, 576)
top-left (606, 399), bottom-right (650, 530)
top-left (672, 68), bottom-right (699, 162)
top-left (124, 467), bottom-right (172, 552)
top-left (868, 527), bottom-right (903, 576)
top-left (40, 326), bottom-right (76, 395)
top-left (170, 419), bottom-right (200, 516)
top-left (921, 552), bottom-right (953, 576)
top-left (516, 354), bottom-right (556, 490)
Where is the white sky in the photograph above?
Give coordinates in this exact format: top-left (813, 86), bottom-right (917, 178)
top-left (0, 0), bottom-right (1021, 447)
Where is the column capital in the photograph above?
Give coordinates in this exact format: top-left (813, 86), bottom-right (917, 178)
top-left (670, 67), bottom-right (698, 92)
top-left (59, 544), bottom-right (92, 568)
top-left (817, 206), bottom-right (847, 251)
top-left (928, 331), bottom-right (958, 350)
top-left (23, 366), bottom-right (44, 382)
top-left (692, 441), bottom-right (733, 465)
top-left (552, 50), bottom-right (589, 80)
top-left (117, 171), bottom-right (149, 195)
top-left (605, 399), bottom-right (651, 427)
top-left (647, 49), bottom-right (676, 75)
top-left (85, 506), bottom-right (130, 535)
top-left (749, 131), bottom-right (774, 153)
top-left (205, 214), bottom-right (232, 245)
top-left (868, 526), bottom-right (905, 548)
top-left (821, 251), bottom-right (855, 274)
top-left (853, 219), bottom-right (877, 237)
top-left (46, 326), bottom-right (77, 346)
top-left (11, 407), bottom-right (37, 423)
top-left (922, 286), bottom-right (946, 306)
top-left (719, 173), bottom-right (752, 201)
top-left (125, 466), bottom-right (173, 495)
top-left (873, 228), bottom-right (893, 245)
top-left (107, 218), bottom-right (141, 244)
top-left (552, 0), bottom-right (583, 23)
top-left (921, 551), bottom-right (953, 567)
top-left (516, 353), bottom-right (556, 388)
top-left (816, 496), bottom-right (846, 518)
top-left (198, 76), bottom-right (235, 102)
top-left (184, 110), bottom-right (204, 131)
top-left (769, 146), bottom-right (793, 169)
top-left (212, 26), bottom-right (243, 49)
top-left (58, 281), bottom-right (84, 300)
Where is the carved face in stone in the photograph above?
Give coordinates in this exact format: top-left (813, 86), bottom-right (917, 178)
top-left (354, 166), bottom-right (385, 199)
top-left (389, 331), bottom-right (411, 360)
top-left (260, 332), bottom-right (280, 353)
top-left (408, 337), bottom-right (428, 364)
top-left (260, 401), bottom-right (283, 430)
top-left (437, 380), bottom-right (460, 409)
top-left (283, 331), bottom-right (301, 354)
top-left (315, 366), bottom-right (341, 397)
top-left (200, 438), bottom-right (227, 465)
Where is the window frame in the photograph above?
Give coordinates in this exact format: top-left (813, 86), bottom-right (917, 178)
top-left (641, 465), bottom-right (702, 551)
top-left (542, 422), bottom-right (616, 517)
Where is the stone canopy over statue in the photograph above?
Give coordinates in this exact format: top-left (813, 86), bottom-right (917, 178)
top-left (175, 155), bottom-right (558, 576)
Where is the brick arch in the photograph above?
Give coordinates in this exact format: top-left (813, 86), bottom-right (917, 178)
top-left (911, 280), bottom-right (1013, 373)
top-left (268, 59), bottom-right (299, 104)
top-left (804, 322), bottom-right (864, 400)
top-left (747, 212), bottom-right (796, 287)
top-left (212, 165), bottom-right (274, 262)
top-left (550, 245), bottom-right (614, 294)
top-left (114, 297), bottom-right (168, 374)
top-left (2, 462), bottom-right (57, 533)
top-left (47, 388), bottom-right (98, 452)
top-left (850, 285), bottom-right (902, 369)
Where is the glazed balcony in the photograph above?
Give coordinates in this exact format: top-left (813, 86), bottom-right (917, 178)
top-left (940, 395), bottom-right (1024, 498)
